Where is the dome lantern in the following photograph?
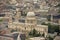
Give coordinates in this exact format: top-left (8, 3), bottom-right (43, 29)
top-left (27, 12), bottom-right (35, 17)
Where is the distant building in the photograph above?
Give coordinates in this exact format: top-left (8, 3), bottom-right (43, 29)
top-left (0, 17), bottom-right (10, 34)
top-left (0, 32), bottom-right (27, 40)
top-left (0, 35), bottom-right (14, 40)
top-left (8, 9), bottom-right (48, 37)
top-left (53, 15), bottom-right (60, 24)
top-left (29, 37), bottom-right (45, 40)
top-left (54, 36), bottom-right (60, 40)
top-left (0, 32), bottom-right (19, 40)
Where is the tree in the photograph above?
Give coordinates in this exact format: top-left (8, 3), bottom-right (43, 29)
top-left (38, 32), bottom-right (41, 36)
top-left (48, 36), bottom-right (53, 40)
top-left (42, 33), bottom-right (45, 37)
top-left (29, 29), bottom-right (41, 37)
top-left (0, 19), bottom-right (3, 22)
top-left (33, 29), bottom-right (37, 36)
top-left (41, 22), bottom-right (47, 25)
top-left (11, 29), bottom-right (17, 32)
top-left (6, 25), bottom-right (8, 28)
top-left (48, 23), bottom-right (59, 34)
top-left (47, 15), bottom-right (51, 21)
top-left (29, 31), bottom-right (33, 36)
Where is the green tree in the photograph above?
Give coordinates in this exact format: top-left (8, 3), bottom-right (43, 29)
top-left (42, 33), bottom-right (45, 37)
top-left (29, 29), bottom-right (41, 37)
top-left (6, 25), bottom-right (8, 28)
top-left (48, 23), bottom-right (59, 34)
top-left (48, 36), bottom-right (53, 40)
top-left (11, 29), bottom-right (17, 32)
top-left (47, 15), bottom-right (51, 21)
top-left (0, 19), bottom-right (3, 22)
top-left (41, 22), bottom-right (47, 25)
top-left (38, 32), bottom-right (41, 36)
top-left (29, 31), bottom-right (33, 36)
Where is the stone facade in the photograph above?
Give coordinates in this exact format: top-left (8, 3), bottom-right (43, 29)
top-left (8, 9), bottom-right (48, 37)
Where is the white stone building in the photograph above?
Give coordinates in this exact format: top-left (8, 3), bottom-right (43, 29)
top-left (8, 10), bottom-right (48, 37)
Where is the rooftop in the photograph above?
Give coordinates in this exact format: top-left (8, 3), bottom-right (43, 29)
top-left (27, 12), bottom-right (35, 17)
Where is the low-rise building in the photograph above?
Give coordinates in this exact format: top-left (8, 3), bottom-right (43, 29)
top-left (0, 34), bottom-right (14, 40)
top-left (54, 36), bottom-right (60, 40)
top-left (29, 37), bottom-right (45, 40)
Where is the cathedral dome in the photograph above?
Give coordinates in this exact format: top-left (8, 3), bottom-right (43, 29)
top-left (27, 12), bottom-right (35, 17)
